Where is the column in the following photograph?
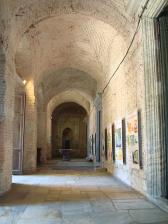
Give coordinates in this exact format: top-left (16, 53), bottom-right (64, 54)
top-left (0, 50), bottom-right (15, 194)
top-left (142, 18), bottom-right (162, 197)
top-left (23, 81), bottom-right (37, 172)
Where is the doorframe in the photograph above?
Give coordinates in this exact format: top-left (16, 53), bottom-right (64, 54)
top-left (13, 93), bottom-right (26, 175)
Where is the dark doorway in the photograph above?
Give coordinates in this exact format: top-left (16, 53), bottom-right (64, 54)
top-left (105, 128), bottom-right (108, 160)
top-left (65, 140), bottom-right (70, 149)
top-left (62, 128), bottom-right (73, 149)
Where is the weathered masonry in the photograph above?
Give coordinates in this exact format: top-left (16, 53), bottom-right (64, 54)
top-left (0, 0), bottom-right (168, 211)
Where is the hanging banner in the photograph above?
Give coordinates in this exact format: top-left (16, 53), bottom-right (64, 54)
top-left (127, 113), bottom-right (139, 164)
top-left (115, 120), bottom-right (123, 164)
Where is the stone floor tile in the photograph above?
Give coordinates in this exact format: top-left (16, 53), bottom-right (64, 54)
top-left (0, 168), bottom-right (167, 224)
top-left (113, 199), bottom-right (156, 210)
top-left (20, 205), bottom-right (62, 220)
top-left (90, 199), bottom-right (116, 212)
top-left (91, 211), bottom-right (134, 224)
top-left (129, 208), bottom-right (168, 223)
top-left (62, 212), bottom-right (93, 224)
top-left (17, 218), bottom-right (62, 224)
top-left (107, 191), bottom-right (145, 200)
top-left (60, 200), bottom-right (92, 214)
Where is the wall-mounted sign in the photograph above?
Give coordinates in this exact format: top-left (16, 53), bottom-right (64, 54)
top-left (127, 113), bottom-right (139, 164)
top-left (115, 120), bottom-right (123, 164)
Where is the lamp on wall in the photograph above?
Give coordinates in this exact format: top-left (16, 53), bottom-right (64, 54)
top-left (22, 80), bottom-right (27, 85)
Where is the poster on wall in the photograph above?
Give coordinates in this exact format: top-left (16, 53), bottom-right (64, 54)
top-left (107, 124), bottom-right (112, 160)
top-left (115, 121), bottom-right (123, 164)
top-left (127, 113), bottom-right (139, 165)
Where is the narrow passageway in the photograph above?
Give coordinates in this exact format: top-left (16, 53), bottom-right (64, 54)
top-left (1, 1), bottom-right (168, 223)
top-left (0, 166), bottom-right (168, 224)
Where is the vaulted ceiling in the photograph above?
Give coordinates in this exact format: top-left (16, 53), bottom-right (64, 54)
top-left (1, 0), bottom-right (145, 110)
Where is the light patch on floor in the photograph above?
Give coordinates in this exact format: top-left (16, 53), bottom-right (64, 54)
top-left (0, 168), bottom-right (168, 224)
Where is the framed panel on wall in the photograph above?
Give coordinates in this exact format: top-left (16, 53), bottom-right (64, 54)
top-left (138, 110), bottom-right (143, 169)
top-left (122, 118), bottom-right (126, 165)
top-left (107, 124), bottom-right (112, 161)
top-left (112, 123), bottom-right (115, 162)
top-left (115, 120), bottom-right (123, 165)
top-left (104, 128), bottom-right (108, 160)
top-left (127, 111), bottom-right (142, 168)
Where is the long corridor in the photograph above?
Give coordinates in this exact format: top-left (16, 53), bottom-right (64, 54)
top-left (0, 167), bottom-right (168, 224)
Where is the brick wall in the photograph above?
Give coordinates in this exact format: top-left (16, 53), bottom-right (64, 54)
top-left (101, 25), bottom-right (147, 195)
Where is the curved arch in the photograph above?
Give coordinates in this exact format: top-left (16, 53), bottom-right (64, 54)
top-left (51, 102), bottom-right (88, 158)
top-left (15, 13), bottom-right (127, 85)
top-left (62, 127), bottom-right (73, 135)
top-left (47, 93), bottom-right (89, 158)
top-left (11, 0), bottom-right (132, 54)
top-left (38, 68), bottom-right (97, 107)
top-left (47, 89), bottom-right (91, 116)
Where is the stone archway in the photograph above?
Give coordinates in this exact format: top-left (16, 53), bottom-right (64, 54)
top-left (51, 102), bottom-right (88, 159)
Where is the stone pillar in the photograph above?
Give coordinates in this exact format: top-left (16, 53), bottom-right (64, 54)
top-left (158, 15), bottom-right (168, 197)
top-left (0, 50), bottom-right (15, 194)
top-left (142, 18), bottom-right (162, 197)
top-left (23, 81), bottom-right (37, 172)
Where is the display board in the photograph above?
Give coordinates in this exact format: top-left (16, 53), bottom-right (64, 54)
top-left (127, 113), bottom-right (139, 165)
top-left (115, 120), bottom-right (123, 164)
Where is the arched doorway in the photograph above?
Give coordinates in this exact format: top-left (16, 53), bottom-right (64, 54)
top-left (51, 102), bottom-right (88, 159)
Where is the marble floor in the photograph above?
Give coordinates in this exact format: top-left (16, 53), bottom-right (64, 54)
top-left (0, 168), bottom-right (168, 224)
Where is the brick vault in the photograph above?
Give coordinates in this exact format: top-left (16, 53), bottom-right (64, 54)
top-left (0, 0), bottom-right (168, 214)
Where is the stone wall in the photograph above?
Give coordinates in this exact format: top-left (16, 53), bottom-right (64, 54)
top-left (87, 23), bottom-right (148, 194)
top-left (100, 25), bottom-right (147, 195)
top-left (52, 110), bottom-right (87, 159)
top-left (0, 0), bottom-right (167, 200)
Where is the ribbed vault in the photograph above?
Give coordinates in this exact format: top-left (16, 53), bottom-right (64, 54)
top-left (47, 90), bottom-right (91, 117)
